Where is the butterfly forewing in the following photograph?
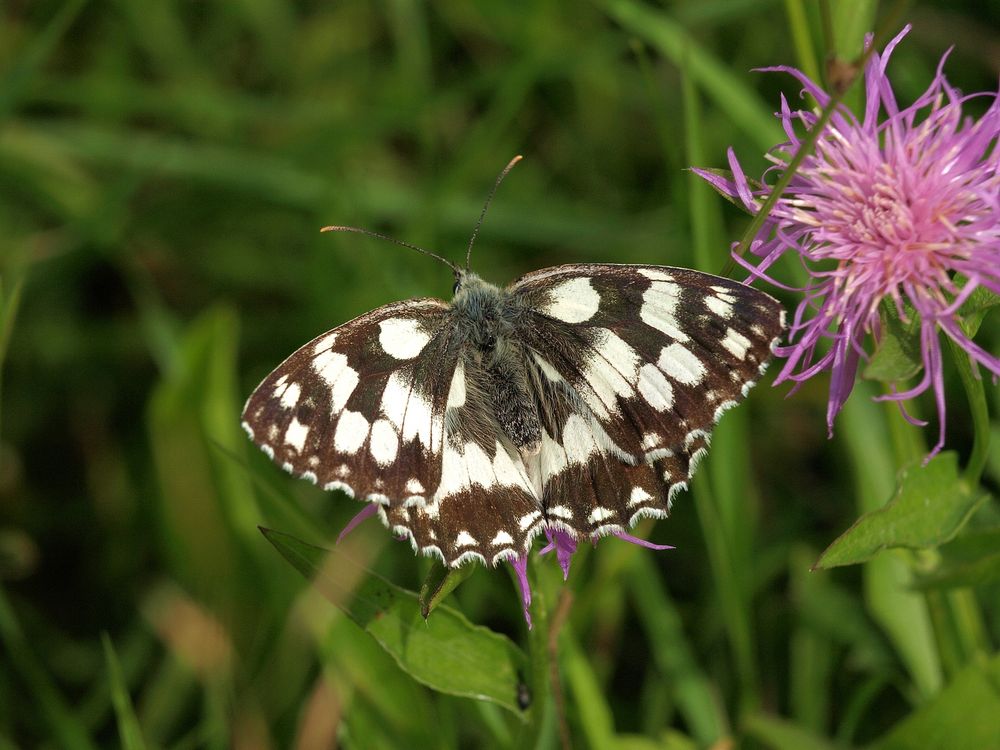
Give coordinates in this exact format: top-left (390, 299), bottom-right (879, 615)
top-left (241, 298), bottom-right (457, 502)
top-left (509, 264), bottom-right (784, 534)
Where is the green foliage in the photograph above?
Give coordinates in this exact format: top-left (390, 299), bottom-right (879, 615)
top-left (1, 1), bottom-right (998, 747)
top-left (419, 559), bottom-right (477, 619)
top-left (864, 300), bottom-right (922, 383)
top-left (869, 653), bottom-right (1000, 750)
top-left (816, 452), bottom-right (989, 568)
top-left (263, 528), bottom-right (528, 716)
top-left (101, 634), bottom-right (147, 750)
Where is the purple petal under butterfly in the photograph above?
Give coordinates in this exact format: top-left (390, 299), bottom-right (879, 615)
top-left (336, 503), bottom-right (380, 545)
top-left (539, 527), bottom-right (578, 580)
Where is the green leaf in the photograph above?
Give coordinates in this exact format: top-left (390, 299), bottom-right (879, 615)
top-left (0, 586), bottom-right (98, 750)
top-left (261, 528), bottom-right (528, 716)
top-left (913, 551), bottom-right (1000, 591)
top-left (419, 560), bottom-right (476, 619)
top-left (913, 526), bottom-right (1000, 590)
top-left (815, 452), bottom-right (988, 569)
top-left (864, 301), bottom-right (921, 383)
top-left (563, 634), bottom-right (616, 747)
top-left (958, 284), bottom-right (1000, 338)
top-left (869, 653), bottom-right (1000, 750)
top-left (743, 712), bottom-right (846, 750)
top-left (101, 633), bottom-right (147, 750)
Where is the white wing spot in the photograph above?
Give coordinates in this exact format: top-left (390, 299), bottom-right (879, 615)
top-left (658, 343), bottom-right (706, 385)
top-left (533, 353), bottom-right (564, 382)
top-left (543, 277), bottom-right (601, 323)
top-left (561, 414), bottom-right (598, 466)
top-left (455, 531), bottom-right (478, 548)
top-left (401, 390), bottom-right (435, 450)
top-left (380, 371), bottom-right (411, 429)
top-left (722, 328), bottom-right (752, 360)
top-left (369, 419), bottom-right (399, 466)
top-left (519, 510), bottom-right (541, 530)
top-left (641, 432), bottom-right (661, 450)
top-left (333, 411), bottom-right (369, 454)
top-left (313, 350), bottom-right (359, 412)
top-left (548, 505), bottom-right (574, 519)
top-left (379, 318), bottom-right (430, 360)
top-left (638, 268), bottom-right (675, 281)
top-left (588, 506), bottom-right (614, 524)
top-left (629, 486), bottom-right (653, 507)
top-left (705, 295), bottom-right (734, 319)
top-left (284, 418), bottom-right (309, 452)
top-left (581, 329), bottom-right (640, 413)
top-left (279, 382), bottom-right (301, 409)
top-left (491, 530), bottom-right (514, 546)
top-left (405, 478), bottom-right (425, 495)
top-left (447, 359), bottom-right (466, 408)
top-left (637, 363), bottom-right (674, 411)
top-left (313, 332), bottom-right (337, 353)
top-left (640, 281), bottom-right (689, 342)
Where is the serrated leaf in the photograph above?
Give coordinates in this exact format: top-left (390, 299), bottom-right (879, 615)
top-left (261, 528), bottom-right (528, 716)
top-left (864, 300), bottom-right (921, 382)
top-left (815, 452), bottom-right (988, 569)
top-left (869, 653), bottom-right (1000, 750)
top-left (419, 560), bottom-right (476, 619)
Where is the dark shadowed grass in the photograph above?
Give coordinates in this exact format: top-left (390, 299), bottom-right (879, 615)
top-left (1, 0), bottom-right (999, 747)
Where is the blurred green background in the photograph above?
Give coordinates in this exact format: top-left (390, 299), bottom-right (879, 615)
top-left (2, 1), bottom-right (999, 748)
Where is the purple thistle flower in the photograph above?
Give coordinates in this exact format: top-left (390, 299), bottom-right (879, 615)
top-left (694, 26), bottom-right (1000, 456)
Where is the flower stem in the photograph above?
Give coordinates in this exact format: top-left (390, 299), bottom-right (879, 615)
top-left (521, 554), bottom-right (553, 747)
top-left (726, 1), bottom-right (908, 276)
top-left (947, 338), bottom-right (991, 487)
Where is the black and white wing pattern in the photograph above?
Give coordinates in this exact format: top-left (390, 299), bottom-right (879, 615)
top-left (242, 299), bottom-right (455, 501)
top-left (241, 298), bottom-right (544, 567)
top-left (509, 264), bottom-right (784, 537)
top-left (243, 262), bottom-right (784, 569)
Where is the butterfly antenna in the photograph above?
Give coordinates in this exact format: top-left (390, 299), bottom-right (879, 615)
top-left (465, 154), bottom-right (522, 271)
top-left (321, 225), bottom-right (460, 273)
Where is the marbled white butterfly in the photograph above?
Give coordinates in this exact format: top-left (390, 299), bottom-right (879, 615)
top-left (242, 158), bottom-right (784, 568)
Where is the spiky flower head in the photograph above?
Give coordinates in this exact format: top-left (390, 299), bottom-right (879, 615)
top-left (694, 26), bottom-right (1000, 455)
